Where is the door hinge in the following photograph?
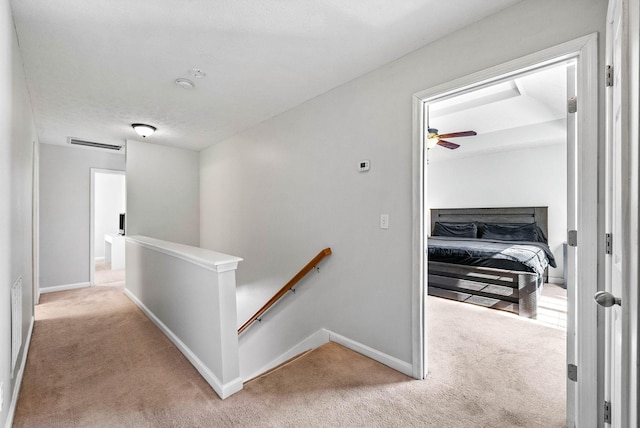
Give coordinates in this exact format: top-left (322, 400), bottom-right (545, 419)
top-left (606, 65), bottom-right (614, 87)
top-left (567, 96), bottom-right (578, 113)
top-left (605, 233), bottom-right (612, 254)
top-left (604, 400), bottom-right (611, 424)
top-left (568, 363), bottom-right (578, 382)
top-left (568, 230), bottom-right (578, 247)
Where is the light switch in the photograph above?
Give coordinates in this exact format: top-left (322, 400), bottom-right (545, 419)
top-left (380, 214), bottom-right (389, 229)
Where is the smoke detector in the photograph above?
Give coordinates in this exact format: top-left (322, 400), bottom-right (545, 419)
top-left (188, 68), bottom-right (206, 78)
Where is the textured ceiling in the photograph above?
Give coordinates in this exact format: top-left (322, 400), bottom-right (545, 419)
top-left (11, 0), bottom-right (522, 152)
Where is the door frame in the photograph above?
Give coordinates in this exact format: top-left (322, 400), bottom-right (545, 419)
top-left (628, 0), bottom-right (639, 422)
top-left (89, 168), bottom-right (126, 286)
top-left (411, 34), bottom-right (599, 425)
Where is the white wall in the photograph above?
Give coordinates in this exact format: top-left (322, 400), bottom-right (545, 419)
top-left (427, 144), bottom-right (567, 283)
top-left (94, 172), bottom-right (125, 259)
top-left (0, 0), bottom-right (37, 425)
top-left (126, 140), bottom-right (199, 246)
top-left (39, 144), bottom-right (125, 289)
top-left (200, 0), bottom-right (606, 376)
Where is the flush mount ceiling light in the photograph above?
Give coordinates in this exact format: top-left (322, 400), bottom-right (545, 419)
top-left (131, 123), bottom-right (156, 138)
top-left (175, 78), bottom-right (195, 89)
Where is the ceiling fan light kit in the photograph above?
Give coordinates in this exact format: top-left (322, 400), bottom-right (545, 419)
top-left (132, 123), bottom-right (157, 138)
top-left (426, 132), bottom-right (440, 149)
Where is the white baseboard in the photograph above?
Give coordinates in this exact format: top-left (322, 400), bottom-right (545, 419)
top-left (39, 282), bottom-right (91, 294)
top-left (243, 329), bottom-right (331, 381)
top-left (5, 316), bottom-right (35, 428)
top-left (123, 288), bottom-right (243, 399)
top-left (328, 330), bottom-right (413, 377)
top-left (243, 328), bottom-right (413, 381)
top-left (548, 276), bottom-right (565, 285)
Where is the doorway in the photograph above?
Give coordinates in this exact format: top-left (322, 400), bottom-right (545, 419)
top-left (411, 34), bottom-right (599, 426)
top-left (90, 168), bottom-right (126, 286)
top-left (426, 60), bottom-right (569, 320)
top-left (425, 60), bottom-right (570, 422)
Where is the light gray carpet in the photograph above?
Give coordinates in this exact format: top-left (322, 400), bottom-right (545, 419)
top-left (14, 284), bottom-right (565, 427)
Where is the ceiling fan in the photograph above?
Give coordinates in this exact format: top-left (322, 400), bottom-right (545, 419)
top-left (426, 128), bottom-right (477, 150)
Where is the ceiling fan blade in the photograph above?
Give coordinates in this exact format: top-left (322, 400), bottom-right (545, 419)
top-left (438, 131), bottom-right (477, 139)
top-left (437, 140), bottom-right (460, 150)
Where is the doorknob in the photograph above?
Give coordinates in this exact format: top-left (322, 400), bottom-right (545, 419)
top-left (594, 291), bottom-right (621, 307)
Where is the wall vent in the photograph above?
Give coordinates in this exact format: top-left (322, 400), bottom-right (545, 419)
top-left (11, 276), bottom-right (22, 375)
top-left (68, 137), bottom-right (123, 151)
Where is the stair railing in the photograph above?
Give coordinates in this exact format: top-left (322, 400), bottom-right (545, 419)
top-left (238, 247), bottom-right (332, 335)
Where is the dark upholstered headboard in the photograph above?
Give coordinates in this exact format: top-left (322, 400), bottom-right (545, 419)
top-left (430, 207), bottom-right (548, 240)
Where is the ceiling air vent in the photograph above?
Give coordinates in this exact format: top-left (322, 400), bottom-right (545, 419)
top-left (68, 137), bottom-right (123, 151)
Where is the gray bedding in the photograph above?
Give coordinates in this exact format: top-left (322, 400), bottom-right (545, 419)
top-left (427, 236), bottom-right (557, 277)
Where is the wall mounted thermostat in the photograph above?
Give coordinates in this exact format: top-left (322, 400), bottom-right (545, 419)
top-left (358, 160), bottom-right (370, 172)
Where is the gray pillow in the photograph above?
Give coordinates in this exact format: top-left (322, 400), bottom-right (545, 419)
top-left (432, 222), bottom-right (478, 238)
top-left (480, 223), bottom-right (545, 243)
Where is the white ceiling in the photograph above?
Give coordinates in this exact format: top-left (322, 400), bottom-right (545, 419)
top-left (427, 62), bottom-right (569, 163)
top-left (11, 0), bottom-right (523, 152)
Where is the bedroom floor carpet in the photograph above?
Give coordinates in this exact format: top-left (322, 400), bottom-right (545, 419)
top-left (537, 283), bottom-right (567, 330)
top-left (13, 283), bottom-right (565, 427)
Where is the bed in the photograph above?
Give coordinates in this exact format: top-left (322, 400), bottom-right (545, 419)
top-left (427, 207), bottom-right (556, 318)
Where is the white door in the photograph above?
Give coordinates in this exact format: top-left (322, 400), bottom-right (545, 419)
top-left (602, 0), bottom-right (631, 426)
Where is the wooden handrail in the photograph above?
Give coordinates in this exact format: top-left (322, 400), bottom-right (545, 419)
top-left (238, 247), bottom-right (332, 335)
